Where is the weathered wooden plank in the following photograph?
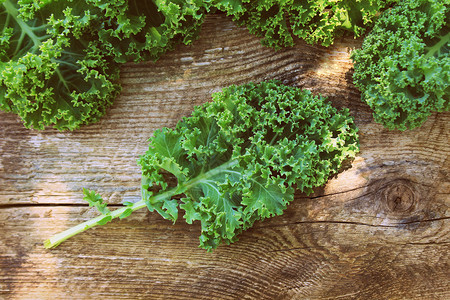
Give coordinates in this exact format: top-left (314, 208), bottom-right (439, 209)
top-left (0, 13), bottom-right (449, 299)
top-left (0, 201), bottom-right (448, 299)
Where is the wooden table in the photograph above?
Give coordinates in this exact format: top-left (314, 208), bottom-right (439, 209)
top-left (1, 14), bottom-right (449, 299)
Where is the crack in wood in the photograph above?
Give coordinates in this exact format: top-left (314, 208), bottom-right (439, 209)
top-left (258, 217), bottom-right (450, 229)
top-left (269, 241), bottom-right (450, 254)
top-left (403, 241), bottom-right (450, 246)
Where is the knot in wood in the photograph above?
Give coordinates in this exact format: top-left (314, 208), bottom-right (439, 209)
top-left (384, 180), bottom-right (416, 214)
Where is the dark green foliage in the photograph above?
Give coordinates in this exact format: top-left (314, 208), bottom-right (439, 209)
top-left (0, 0), bottom-right (207, 130)
top-left (138, 81), bottom-right (359, 250)
top-left (1, 0), bottom-right (400, 131)
top-left (211, 0), bottom-right (395, 49)
top-left (351, 0), bottom-right (449, 130)
top-left (0, 0), bottom-right (121, 130)
top-left (44, 81), bottom-right (359, 250)
top-left (18, 0), bottom-right (208, 63)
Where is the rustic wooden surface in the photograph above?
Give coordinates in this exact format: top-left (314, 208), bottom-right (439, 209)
top-left (0, 14), bottom-right (449, 299)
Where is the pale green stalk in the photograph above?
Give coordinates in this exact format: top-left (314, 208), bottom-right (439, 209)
top-left (44, 160), bottom-right (238, 249)
top-left (44, 189), bottom-right (173, 249)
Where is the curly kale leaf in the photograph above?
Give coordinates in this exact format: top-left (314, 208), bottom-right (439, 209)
top-left (0, 0), bottom-right (121, 130)
top-left (351, 0), bottom-right (449, 130)
top-left (44, 81), bottom-right (359, 250)
top-left (19, 0), bottom-right (208, 63)
top-left (1, 0), bottom-right (208, 130)
top-left (211, 0), bottom-right (395, 48)
top-left (138, 81), bottom-right (359, 250)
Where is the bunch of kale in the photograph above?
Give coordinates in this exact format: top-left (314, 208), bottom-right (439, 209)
top-left (0, 0), bottom-right (207, 130)
top-left (1, 0), bottom-right (402, 130)
top-left (45, 81), bottom-right (359, 250)
top-left (352, 0), bottom-right (449, 130)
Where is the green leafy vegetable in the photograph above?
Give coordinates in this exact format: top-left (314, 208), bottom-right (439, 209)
top-left (0, 0), bottom-right (208, 130)
top-left (0, 0), bottom-right (121, 130)
top-left (44, 81), bottom-right (359, 251)
top-left (1, 0), bottom-right (399, 130)
top-left (18, 0), bottom-right (208, 63)
top-left (211, 0), bottom-right (396, 49)
top-left (351, 0), bottom-right (449, 130)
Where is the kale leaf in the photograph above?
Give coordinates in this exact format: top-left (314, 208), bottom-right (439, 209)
top-left (18, 0), bottom-right (208, 63)
top-left (351, 0), bottom-right (449, 130)
top-left (0, 0), bottom-right (207, 130)
top-left (0, 0), bottom-right (121, 130)
top-left (211, 0), bottom-right (396, 48)
top-left (45, 81), bottom-right (359, 251)
top-left (1, 1), bottom-right (400, 130)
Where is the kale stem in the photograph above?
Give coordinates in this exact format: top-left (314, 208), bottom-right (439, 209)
top-left (44, 160), bottom-right (239, 249)
top-left (424, 31), bottom-right (450, 59)
top-left (2, 0), bottom-right (42, 50)
top-left (43, 189), bottom-right (175, 249)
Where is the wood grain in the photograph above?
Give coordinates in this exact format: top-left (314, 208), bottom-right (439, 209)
top-left (1, 13), bottom-right (449, 299)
